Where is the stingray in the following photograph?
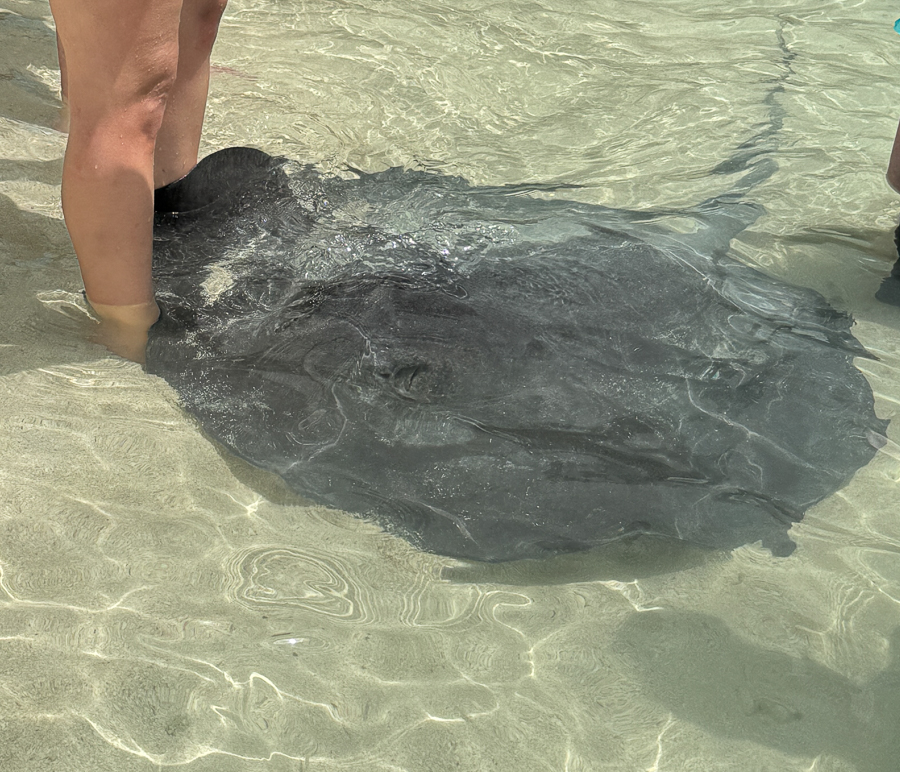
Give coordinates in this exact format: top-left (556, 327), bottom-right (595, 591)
top-left (145, 137), bottom-right (887, 562)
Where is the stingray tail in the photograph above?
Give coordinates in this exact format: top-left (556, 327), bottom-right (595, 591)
top-left (688, 25), bottom-right (796, 242)
top-left (580, 26), bottom-right (795, 258)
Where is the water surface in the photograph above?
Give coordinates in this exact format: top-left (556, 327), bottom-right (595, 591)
top-left (2, 1), bottom-right (900, 770)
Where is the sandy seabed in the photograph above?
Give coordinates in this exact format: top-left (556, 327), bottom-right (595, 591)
top-left (2, 1), bottom-right (900, 770)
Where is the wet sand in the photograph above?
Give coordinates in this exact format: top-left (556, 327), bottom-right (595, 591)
top-left (2, 1), bottom-right (900, 770)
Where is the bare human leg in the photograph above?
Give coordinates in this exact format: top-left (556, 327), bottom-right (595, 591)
top-left (50, 0), bottom-right (227, 361)
top-left (50, 0), bottom-right (181, 360)
top-left (888, 119), bottom-right (900, 194)
top-left (154, 0), bottom-right (228, 188)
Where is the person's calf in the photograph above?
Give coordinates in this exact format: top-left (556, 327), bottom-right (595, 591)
top-left (153, 0), bottom-right (228, 187)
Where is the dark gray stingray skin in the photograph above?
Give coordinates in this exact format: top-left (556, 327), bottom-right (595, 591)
top-left (147, 146), bottom-right (887, 562)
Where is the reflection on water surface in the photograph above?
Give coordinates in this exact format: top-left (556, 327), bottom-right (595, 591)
top-left (1, 1), bottom-right (899, 770)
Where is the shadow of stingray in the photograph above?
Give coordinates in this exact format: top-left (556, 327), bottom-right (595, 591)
top-left (216, 441), bottom-right (319, 507)
top-left (439, 537), bottom-right (718, 585)
top-left (614, 609), bottom-right (900, 771)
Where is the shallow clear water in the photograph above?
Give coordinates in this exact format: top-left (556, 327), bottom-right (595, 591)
top-left (2, 1), bottom-right (900, 770)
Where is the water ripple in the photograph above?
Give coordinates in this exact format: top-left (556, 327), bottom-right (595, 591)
top-left (231, 546), bottom-right (372, 622)
top-left (3, 0), bottom-right (900, 770)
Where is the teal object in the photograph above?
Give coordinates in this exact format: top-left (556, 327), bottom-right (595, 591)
top-left (895, 18), bottom-right (900, 33)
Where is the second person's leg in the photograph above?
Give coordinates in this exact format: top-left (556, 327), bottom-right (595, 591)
top-left (154, 0), bottom-right (228, 188)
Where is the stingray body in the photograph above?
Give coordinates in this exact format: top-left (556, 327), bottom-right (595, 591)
top-left (147, 146), bottom-right (886, 562)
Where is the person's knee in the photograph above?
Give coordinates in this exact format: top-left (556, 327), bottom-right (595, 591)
top-left (112, 53), bottom-right (179, 143)
top-left (135, 54), bottom-right (179, 110)
top-left (67, 53), bottom-right (178, 156)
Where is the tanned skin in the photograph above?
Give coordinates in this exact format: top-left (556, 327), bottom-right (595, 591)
top-left (51, 0), bottom-right (227, 361)
top-left (888, 120), bottom-right (900, 195)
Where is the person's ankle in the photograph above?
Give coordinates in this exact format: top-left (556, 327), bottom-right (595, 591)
top-left (87, 299), bottom-right (160, 329)
top-left (85, 299), bottom-right (160, 364)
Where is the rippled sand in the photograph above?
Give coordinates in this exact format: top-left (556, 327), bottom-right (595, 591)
top-left (2, 1), bottom-right (900, 770)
